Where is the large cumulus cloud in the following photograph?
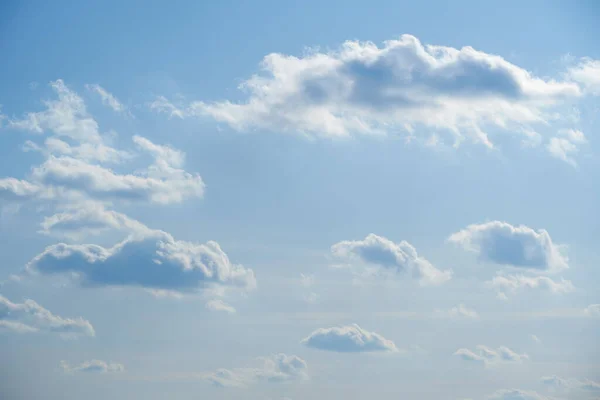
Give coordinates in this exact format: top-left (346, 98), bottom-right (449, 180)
top-left (152, 34), bottom-right (585, 151)
top-left (26, 229), bottom-right (256, 293)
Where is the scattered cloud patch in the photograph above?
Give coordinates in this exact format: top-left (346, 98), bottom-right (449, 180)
top-left (331, 233), bottom-right (452, 285)
top-left (301, 324), bottom-right (398, 353)
top-left (448, 221), bottom-right (568, 272)
top-left (85, 84), bottom-right (127, 113)
top-left (487, 274), bottom-right (574, 297)
top-left (203, 354), bottom-right (308, 388)
top-left (0, 295), bottom-right (94, 338)
top-left (486, 389), bottom-right (549, 400)
top-left (546, 129), bottom-right (587, 166)
top-left (567, 58), bottom-right (600, 95)
top-left (454, 345), bottom-right (528, 366)
top-left (435, 304), bottom-right (478, 318)
top-left (61, 359), bottom-right (124, 374)
top-left (584, 304), bottom-right (600, 317)
top-left (206, 299), bottom-right (236, 314)
top-left (530, 334), bottom-right (541, 343)
top-left (541, 375), bottom-right (600, 393)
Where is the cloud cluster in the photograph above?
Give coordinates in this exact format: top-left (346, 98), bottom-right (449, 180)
top-left (301, 324), bottom-right (398, 353)
top-left (203, 354), bottom-right (308, 387)
top-left (454, 345), bottom-right (528, 365)
top-left (1, 80), bottom-right (204, 207)
top-left (449, 221), bottom-right (568, 272)
top-left (331, 233), bottom-right (452, 285)
top-left (0, 294), bottom-right (94, 338)
top-left (567, 58), bottom-right (600, 95)
top-left (61, 359), bottom-right (124, 374)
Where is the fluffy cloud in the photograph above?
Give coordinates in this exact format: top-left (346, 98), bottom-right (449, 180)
top-left (487, 274), bottom-right (574, 297)
top-left (584, 304), bottom-right (600, 317)
top-left (85, 84), bottom-right (127, 113)
top-left (26, 229), bottom-right (256, 293)
top-left (448, 221), bottom-right (568, 272)
top-left (567, 58), bottom-right (600, 95)
top-left (203, 354), bottom-right (308, 387)
top-left (331, 233), bottom-right (452, 285)
top-left (301, 324), bottom-right (398, 353)
top-left (152, 35), bottom-right (583, 150)
top-left (61, 359), bottom-right (124, 374)
top-left (546, 129), bottom-right (587, 166)
top-left (486, 389), bottom-right (549, 400)
top-left (0, 294), bottom-right (94, 338)
top-left (454, 345), bottom-right (528, 365)
top-left (205, 299), bottom-right (236, 314)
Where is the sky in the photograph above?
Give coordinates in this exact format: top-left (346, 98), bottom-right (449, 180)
top-left (1, 1), bottom-right (599, 399)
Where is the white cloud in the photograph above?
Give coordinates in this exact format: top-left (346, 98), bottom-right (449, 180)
top-left (203, 354), bottom-right (308, 387)
top-left (205, 299), bottom-right (236, 314)
top-left (435, 304), bottom-right (479, 318)
top-left (39, 202), bottom-right (149, 240)
top-left (301, 323), bottom-right (398, 353)
top-left (448, 221), bottom-right (568, 272)
top-left (541, 375), bottom-right (600, 393)
top-left (61, 359), bottom-right (124, 374)
top-left (486, 389), bottom-right (549, 400)
top-left (584, 304), bottom-right (600, 317)
top-left (487, 274), bottom-right (574, 297)
top-left (26, 228), bottom-right (256, 294)
top-left (546, 129), bottom-right (587, 166)
top-left (454, 345), bottom-right (528, 366)
top-left (85, 84), bottom-right (127, 113)
top-left (29, 152), bottom-right (204, 205)
top-left (567, 58), bottom-right (600, 95)
top-left (152, 35), bottom-right (582, 150)
top-left (331, 233), bottom-right (452, 286)
top-left (299, 273), bottom-right (315, 287)
top-left (0, 294), bottom-right (94, 338)
top-left (530, 334), bottom-right (541, 343)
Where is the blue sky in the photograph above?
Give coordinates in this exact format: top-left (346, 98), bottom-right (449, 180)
top-left (1, 1), bottom-right (599, 399)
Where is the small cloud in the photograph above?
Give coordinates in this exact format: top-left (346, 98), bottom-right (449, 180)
top-left (435, 304), bottom-right (479, 319)
top-left (449, 221), bottom-right (568, 272)
top-left (301, 324), bottom-right (398, 353)
top-left (584, 304), bottom-right (600, 317)
top-left (206, 299), bottom-right (236, 314)
top-left (530, 334), bottom-right (541, 343)
top-left (487, 274), bottom-right (574, 297)
top-left (85, 84), bottom-right (127, 114)
top-left (454, 345), bottom-right (528, 366)
top-left (61, 359), bottom-right (124, 374)
top-left (331, 233), bottom-right (452, 286)
top-left (202, 354), bottom-right (308, 388)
